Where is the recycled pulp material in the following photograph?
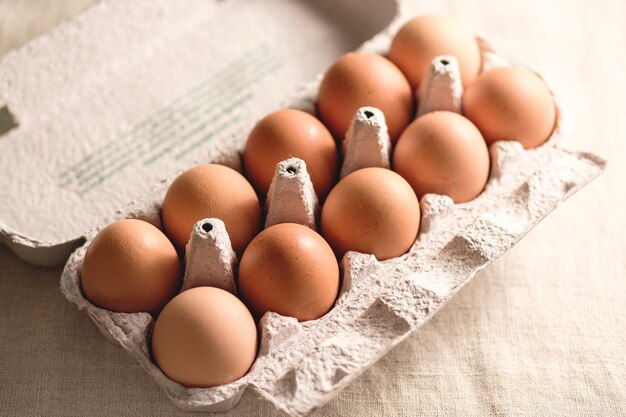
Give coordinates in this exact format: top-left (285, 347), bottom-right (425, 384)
top-left (340, 107), bottom-right (391, 178)
top-left (182, 218), bottom-right (237, 294)
top-left (265, 158), bottom-right (319, 230)
top-left (60, 20), bottom-right (606, 417)
top-left (416, 55), bottom-right (463, 117)
top-left (0, 0), bottom-right (397, 266)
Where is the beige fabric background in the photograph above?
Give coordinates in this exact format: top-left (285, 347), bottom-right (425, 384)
top-left (0, 1), bottom-right (624, 416)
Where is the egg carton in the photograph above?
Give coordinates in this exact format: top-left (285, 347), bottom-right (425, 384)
top-left (60, 20), bottom-right (605, 417)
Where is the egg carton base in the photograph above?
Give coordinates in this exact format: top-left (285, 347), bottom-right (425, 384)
top-left (61, 138), bottom-right (605, 416)
top-left (59, 15), bottom-right (606, 417)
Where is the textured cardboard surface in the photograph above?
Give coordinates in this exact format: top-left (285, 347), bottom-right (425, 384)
top-left (265, 158), bottom-right (319, 230)
top-left (417, 55), bottom-right (463, 117)
top-left (341, 107), bottom-right (391, 178)
top-left (0, 0), bottom-right (396, 266)
top-left (59, 29), bottom-right (606, 416)
top-left (182, 218), bottom-right (237, 294)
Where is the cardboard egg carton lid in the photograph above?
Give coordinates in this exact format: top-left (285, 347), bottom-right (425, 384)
top-left (0, 0), bottom-right (398, 266)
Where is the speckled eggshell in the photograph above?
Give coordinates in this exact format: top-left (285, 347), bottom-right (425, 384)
top-left (317, 52), bottom-right (414, 143)
top-left (80, 219), bottom-right (181, 316)
top-left (321, 167), bottom-right (420, 261)
top-left (161, 164), bottom-right (261, 255)
top-left (238, 223), bottom-right (340, 322)
top-left (463, 66), bottom-right (557, 149)
top-left (243, 109), bottom-right (338, 200)
top-left (151, 287), bottom-right (258, 388)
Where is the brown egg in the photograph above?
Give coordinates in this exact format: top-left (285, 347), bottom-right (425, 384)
top-left (393, 111), bottom-right (490, 203)
top-left (388, 14), bottom-right (482, 90)
top-left (81, 219), bottom-right (181, 315)
top-left (162, 164), bottom-right (261, 255)
top-left (152, 287), bottom-right (257, 388)
top-left (463, 66), bottom-right (556, 149)
top-left (243, 109), bottom-right (338, 199)
top-left (317, 52), bottom-right (413, 142)
top-left (321, 167), bottom-right (420, 260)
top-left (238, 223), bottom-right (339, 321)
